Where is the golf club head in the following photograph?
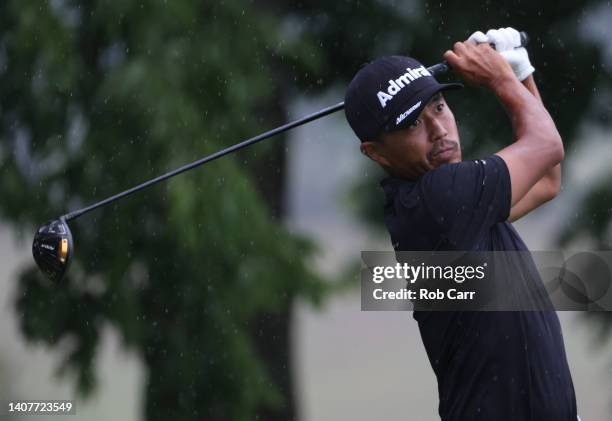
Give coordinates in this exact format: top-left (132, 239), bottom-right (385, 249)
top-left (32, 218), bottom-right (74, 282)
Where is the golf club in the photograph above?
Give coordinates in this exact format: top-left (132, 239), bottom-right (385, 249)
top-left (32, 32), bottom-right (529, 282)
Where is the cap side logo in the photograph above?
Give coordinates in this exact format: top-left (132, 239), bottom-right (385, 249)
top-left (396, 101), bottom-right (422, 125)
top-left (377, 66), bottom-right (432, 108)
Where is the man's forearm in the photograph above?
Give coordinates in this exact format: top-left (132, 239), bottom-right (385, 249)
top-left (506, 75), bottom-right (562, 221)
top-left (521, 75), bottom-right (541, 102)
top-left (491, 75), bottom-right (561, 155)
top-left (521, 75), bottom-right (561, 193)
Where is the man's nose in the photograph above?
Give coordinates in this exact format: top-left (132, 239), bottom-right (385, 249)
top-left (428, 118), bottom-right (448, 143)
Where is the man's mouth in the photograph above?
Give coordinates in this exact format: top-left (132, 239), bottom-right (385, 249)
top-left (429, 142), bottom-right (457, 160)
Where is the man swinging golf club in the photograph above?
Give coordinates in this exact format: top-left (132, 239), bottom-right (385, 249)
top-left (345, 28), bottom-right (577, 420)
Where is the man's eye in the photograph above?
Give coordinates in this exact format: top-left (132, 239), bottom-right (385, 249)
top-left (436, 103), bottom-right (445, 112)
top-left (410, 119), bottom-right (421, 128)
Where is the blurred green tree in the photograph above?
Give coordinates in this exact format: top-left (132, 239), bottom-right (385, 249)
top-left (0, 0), bottom-right (340, 419)
top-left (0, 0), bottom-right (415, 419)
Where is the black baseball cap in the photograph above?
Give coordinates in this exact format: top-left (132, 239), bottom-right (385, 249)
top-left (344, 56), bottom-right (462, 142)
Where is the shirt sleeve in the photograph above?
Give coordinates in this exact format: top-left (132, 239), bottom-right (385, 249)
top-left (418, 155), bottom-right (511, 249)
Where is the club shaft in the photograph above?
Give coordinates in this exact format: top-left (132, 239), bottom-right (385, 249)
top-left (63, 101), bottom-right (345, 221)
top-left (62, 28), bottom-right (527, 223)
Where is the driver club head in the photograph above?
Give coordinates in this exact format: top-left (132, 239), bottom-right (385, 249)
top-left (32, 218), bottom-right (74, 282)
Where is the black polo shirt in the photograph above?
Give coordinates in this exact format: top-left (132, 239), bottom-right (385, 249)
top-left (381, 155), bottom-right (577, 421)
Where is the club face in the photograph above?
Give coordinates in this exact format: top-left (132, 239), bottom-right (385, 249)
top-left (32, 218), bottom-right (74, 282)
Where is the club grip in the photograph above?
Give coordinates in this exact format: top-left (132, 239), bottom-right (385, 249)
top-left (427, 62), bottom-right (450, 76)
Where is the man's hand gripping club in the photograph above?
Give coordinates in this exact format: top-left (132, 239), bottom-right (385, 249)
top-left (443, 33), bottom-right (564, 221)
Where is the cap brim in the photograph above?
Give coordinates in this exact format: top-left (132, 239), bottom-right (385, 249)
top-left (384, 82), bottom-right (463, 133)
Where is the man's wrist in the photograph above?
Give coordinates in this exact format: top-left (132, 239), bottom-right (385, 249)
top-left (521, 75), bottom-right (543, 103)
top-left (489, 74), bottom-right (521, 96)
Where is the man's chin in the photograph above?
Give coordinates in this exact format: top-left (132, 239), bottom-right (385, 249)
top-left (430, 150), bottom-right (461, 167)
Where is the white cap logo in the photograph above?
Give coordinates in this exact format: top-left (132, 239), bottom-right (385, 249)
top-left (376, 66), bottom-right (432, 108)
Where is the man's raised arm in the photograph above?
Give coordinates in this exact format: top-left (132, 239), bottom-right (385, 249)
top-left (506, 75), bottom-right (562, 221)
top-left (443, 41), bottom-right (563, 207)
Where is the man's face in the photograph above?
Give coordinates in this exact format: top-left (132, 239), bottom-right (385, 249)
top-left (360, 93), bottom-right (461, 179)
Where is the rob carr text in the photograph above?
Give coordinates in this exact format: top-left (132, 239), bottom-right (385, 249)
top-left (374, 288), bottom-right (476, 300)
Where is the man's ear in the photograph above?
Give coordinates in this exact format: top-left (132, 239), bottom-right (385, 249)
top-left (360, 141), bottom-right (391, 167)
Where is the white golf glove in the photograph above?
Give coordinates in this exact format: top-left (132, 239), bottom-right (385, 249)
top-left (468, 27), bottom-right (535, 81)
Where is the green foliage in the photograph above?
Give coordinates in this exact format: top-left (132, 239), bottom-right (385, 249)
top-left (558, 173), bottom-right (612, 248)
top-left (2, 0), bottom-right (443, 418)
top-left (0, 0), bottom-right (338, 418)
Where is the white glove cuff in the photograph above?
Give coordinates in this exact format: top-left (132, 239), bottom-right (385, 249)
top-left (516, 64), bottom-right (535, 81)
top-left (500, 48), bottom-right (535, 81)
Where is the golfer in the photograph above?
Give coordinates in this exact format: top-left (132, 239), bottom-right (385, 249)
top-left (345, 28), bottom-right (577, 420)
